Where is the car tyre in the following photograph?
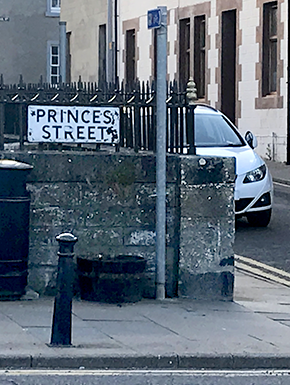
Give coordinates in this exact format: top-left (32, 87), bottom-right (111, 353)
top-left (246, 209), bottom-right (272, 227)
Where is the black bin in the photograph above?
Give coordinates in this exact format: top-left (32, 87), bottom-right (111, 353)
top-left (77, 255), bottom-right (147, 303)
top-left (0, 159), bottom-right (33, 299)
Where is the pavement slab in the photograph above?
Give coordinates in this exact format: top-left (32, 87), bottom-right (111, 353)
top-left (0, 270), bottom-right (289, 369)
top-left (0, 159), bottom-right (290, 369)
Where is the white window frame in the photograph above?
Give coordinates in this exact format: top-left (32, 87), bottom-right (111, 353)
top-left (46, 0), bottom-right (60, 16)
top-left (47, 41), bottom-right (60, 84)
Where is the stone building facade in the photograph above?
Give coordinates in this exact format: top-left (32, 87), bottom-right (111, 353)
top-left (61, 0), bottom-right (289, 162)
top-left (0, 0), bottom-right (60, 84)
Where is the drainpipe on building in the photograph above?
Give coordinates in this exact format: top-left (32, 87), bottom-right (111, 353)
top-left (114, 0), bottom-right (118, 85)
top-left (107, 0), bottom-right (115, 84)
top-left (287, 0), bottom-right (290, 164)
top-left (59, 21), bottom-right (67, 83)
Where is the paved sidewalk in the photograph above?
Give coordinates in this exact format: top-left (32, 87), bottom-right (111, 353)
top-left (1, 269), bottom-right (290, 370)
top-left (265, 159), bottom-right (290, 185)
top-left (0, 159), bottom-right (289, 371)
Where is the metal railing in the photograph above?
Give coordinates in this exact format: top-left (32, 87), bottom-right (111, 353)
top-left (0, 75), bottom-right (196, 153)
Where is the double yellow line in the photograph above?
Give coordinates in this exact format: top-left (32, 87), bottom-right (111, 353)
top-left (235, 254), bottom-right (290, 287)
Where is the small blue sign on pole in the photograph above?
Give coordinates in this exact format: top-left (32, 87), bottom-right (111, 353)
top-left (147, 8), bottom-right (161, 29)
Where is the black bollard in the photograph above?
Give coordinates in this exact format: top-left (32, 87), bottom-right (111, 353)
top-left (50, 233), bottom-right (78, 346)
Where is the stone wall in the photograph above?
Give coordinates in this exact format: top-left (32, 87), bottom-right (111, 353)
top-left (179, 157), bottom-right (235, 300)
top-left (0, 151), bottom-right (235, 300)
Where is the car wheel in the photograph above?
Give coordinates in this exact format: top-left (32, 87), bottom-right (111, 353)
top-left (246, 209), bottom-right (272, 227)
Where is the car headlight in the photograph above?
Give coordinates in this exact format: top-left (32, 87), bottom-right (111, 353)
top-left (243, 164), bottom-right (266, 184)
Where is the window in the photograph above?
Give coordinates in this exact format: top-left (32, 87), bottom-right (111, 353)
top-left (262, 2), bottom-right (277, 96)
top-left (99, 24), bottom-right (107, 83)
top-left (51, 0), bottom-right (61, 9)
top-left (195, 114), bottom-right (243, 147)
top-left (47, 0), bottom-right (61, 16)
top-left (194, 15), bottom-right (206, 99)
top-left (48, 43), bottom-right (60, 84)
top-left (179, 18), bottom-right (190, 90)
top-left (126, 29), bottom-right (136, 85)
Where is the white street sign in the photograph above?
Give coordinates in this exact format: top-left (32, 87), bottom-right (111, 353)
top-left (27, 105), bottom-right (120, 144)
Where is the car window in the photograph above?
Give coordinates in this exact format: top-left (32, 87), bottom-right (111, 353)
top-left (195, 113), bottom-right (245, 147)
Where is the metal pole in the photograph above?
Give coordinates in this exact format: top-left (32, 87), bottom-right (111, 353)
top-left (114, 0), bottom-right (118, 85)
top-left (59, 21), bottom-right (67, 83)
top-left (107, 0), bottom-right (114, 84)
top-left (155, 6), bottom-right (167, 300)
top-left (287, 0), bottom-right (290, 164)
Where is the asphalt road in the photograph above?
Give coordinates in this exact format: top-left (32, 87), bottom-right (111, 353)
top-left (234, 182), bottom-right (290, 272)
top-left (2, 370), bottom-right (290, 385)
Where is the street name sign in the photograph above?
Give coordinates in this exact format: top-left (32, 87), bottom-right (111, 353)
top-left (27, 105), bottom-right (120, 144)
top-left (147, 8), bottom-right (161, 29)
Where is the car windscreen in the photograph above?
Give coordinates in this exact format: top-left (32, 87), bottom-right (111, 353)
top-left (195, 113), bottom-right (245, 147)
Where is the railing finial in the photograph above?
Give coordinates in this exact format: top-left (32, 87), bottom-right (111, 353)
top-left (186, 77), bottom-right (197, 105)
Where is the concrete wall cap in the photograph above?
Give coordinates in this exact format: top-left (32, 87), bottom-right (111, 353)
top-left (0, 159), bottom-right (33, 170)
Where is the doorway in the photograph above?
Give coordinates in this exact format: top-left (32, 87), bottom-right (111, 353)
top-left (221, 10), bottom-right (236, 124)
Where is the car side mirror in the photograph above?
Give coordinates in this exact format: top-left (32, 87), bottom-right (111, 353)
top-left (245, 131), bottom-right (258, 149)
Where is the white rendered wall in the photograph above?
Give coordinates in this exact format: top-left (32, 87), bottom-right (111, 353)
top-left (61, 0), bottom-right (107, 83)
top-left (207, 1), bottom-right (219, 106)
top-left (238, 0), bottom-right (287, 162)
